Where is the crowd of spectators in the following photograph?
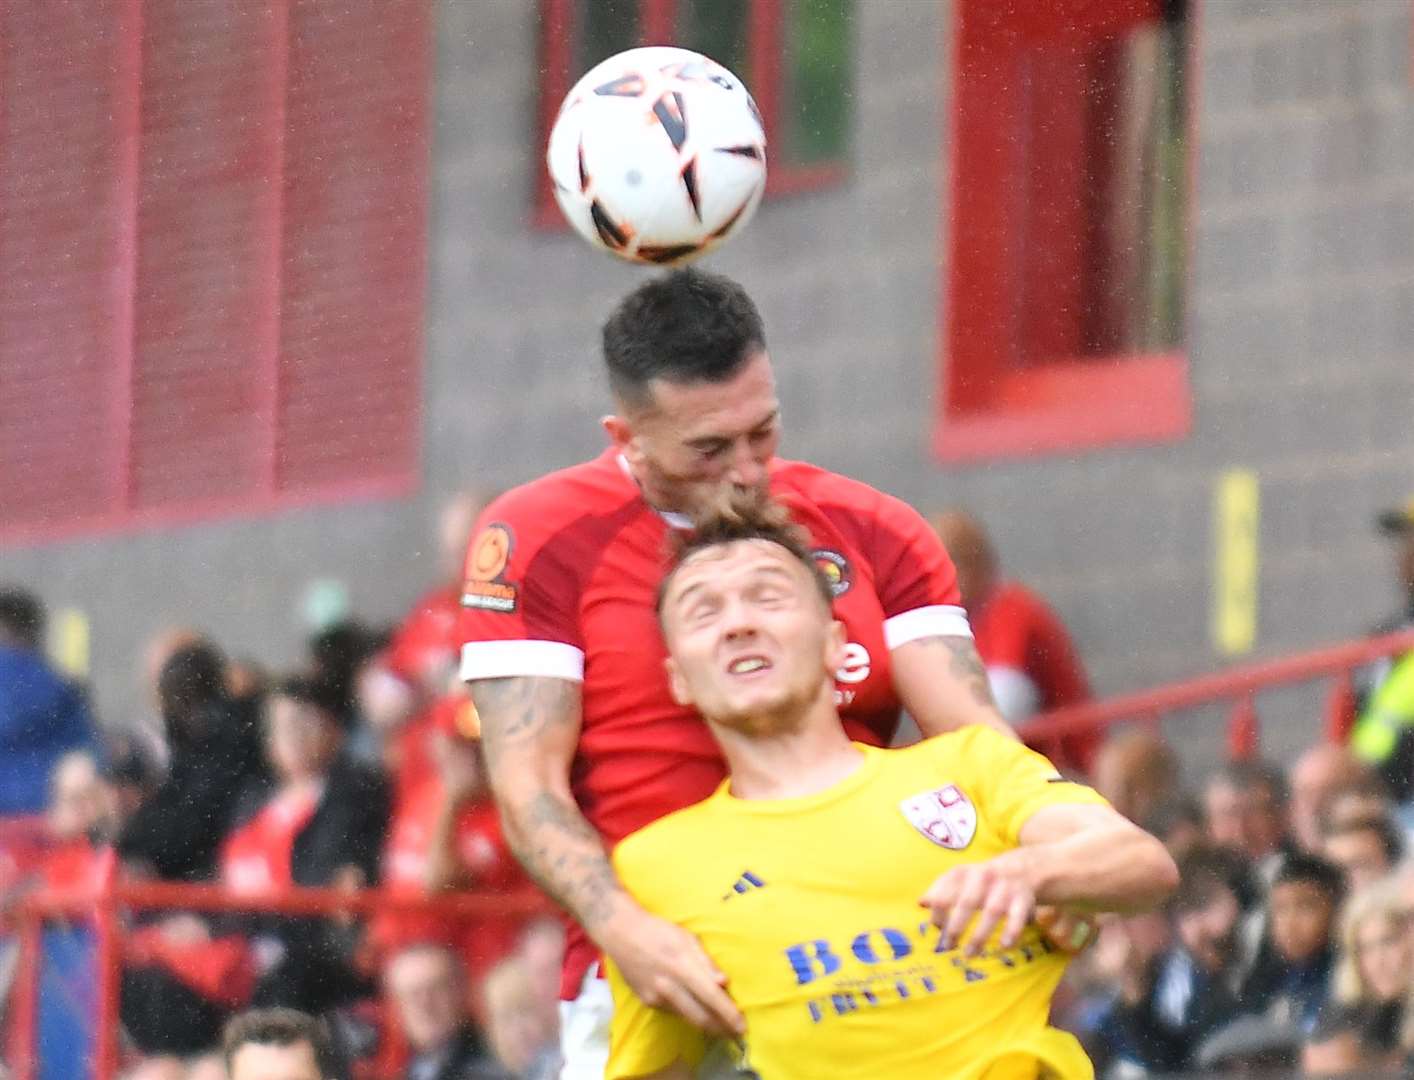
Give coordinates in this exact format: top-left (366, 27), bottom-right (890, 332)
top-left (3, 493), bottom-right (1413, 1078)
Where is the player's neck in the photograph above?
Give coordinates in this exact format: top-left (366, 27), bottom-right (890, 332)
top-left (717, 707), bottom-right (864, 801)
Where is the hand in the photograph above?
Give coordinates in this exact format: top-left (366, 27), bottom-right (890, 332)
top-left (1034, 905), bottom-right (1097, 954)
top-left (597, 903), bottom-right (745, 1037)
top-left (920, 851), bottom-right (1036, 957)
top-left (159, 914), bottom-right (211, 947)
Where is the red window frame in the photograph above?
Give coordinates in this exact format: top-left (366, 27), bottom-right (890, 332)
top-left (936, 0), bottom-right (1196, 462)
top-left (534, 0), bottom-right (847, 229)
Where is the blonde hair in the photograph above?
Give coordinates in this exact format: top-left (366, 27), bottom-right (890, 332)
top-left (1332, 880), bottom-right (1408, 1004)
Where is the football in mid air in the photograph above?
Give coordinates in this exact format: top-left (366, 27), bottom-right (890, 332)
top-left (546, 46), bottom-right (767, 266)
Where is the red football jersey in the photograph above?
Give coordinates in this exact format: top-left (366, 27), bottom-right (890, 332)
top-left (458, 448), bottom-right (970, 996)
top-left (970, 580), bottom-right (1095, 771)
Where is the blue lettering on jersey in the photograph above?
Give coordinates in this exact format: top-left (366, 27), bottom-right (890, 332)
top-left (786, 940), bottom-right (843, 985)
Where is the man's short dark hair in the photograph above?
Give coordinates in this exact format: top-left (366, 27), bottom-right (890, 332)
top-left (1208, 759), bottom-right (1289, 807)
top-left (269, 673), bottom-right (348, 728)
top-left (1274, 852), bottom-right (1346, 904)
top-left (0, 587), bottom-right (44, 650)
top-left (1169, 847), bottom-right (1246, 916)
top-left (657, 490), bottom-right (834, 621)
top-left (222, 1007), bottom-right (337, 1076)
top-left (602, 267), bottom-right (767, 409)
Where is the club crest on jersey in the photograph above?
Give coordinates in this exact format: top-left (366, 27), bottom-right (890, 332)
top-left (899, 784), bottom-right (977, 850)
top-left (462, 523), bottom-right (519, 613)
top-left (812, 549), bottom-right (851, 597)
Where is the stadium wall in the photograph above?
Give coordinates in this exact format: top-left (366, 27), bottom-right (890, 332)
top-left (2, 0), bottom-right (1412, 760)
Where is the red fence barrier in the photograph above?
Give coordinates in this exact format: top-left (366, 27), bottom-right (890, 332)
top-left (1021, 628), bottom-right (1414, 761)
top-left (6, 857), bottom-right (551, 1080)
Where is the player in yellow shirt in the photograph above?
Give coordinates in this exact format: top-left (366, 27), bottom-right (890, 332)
top-left (605, 496), bottom-right (1179, 1079)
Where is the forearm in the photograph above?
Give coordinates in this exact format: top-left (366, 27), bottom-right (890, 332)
top-left (495, 784), bottom-right (631, 934)
top-left (471, 676), bottom-right (633, 936)
top-left (1020, 823), bottom-right (1177, 912)
top-left (423, 797), bottom-right (468, 892)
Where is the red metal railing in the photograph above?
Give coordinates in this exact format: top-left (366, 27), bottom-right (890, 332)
top-left (5, 857), bottom-right (550, 1080)
top-left (1021, 628), bottom-right (1414, 761)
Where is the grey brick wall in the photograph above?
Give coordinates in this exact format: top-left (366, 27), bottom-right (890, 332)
top-left (2, 0), bottom-right (1412, 767)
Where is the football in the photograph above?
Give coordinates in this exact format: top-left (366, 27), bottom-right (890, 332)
top-left (546, 46), bottom-right (767, 266)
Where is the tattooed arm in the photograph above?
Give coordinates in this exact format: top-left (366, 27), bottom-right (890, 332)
top-left (470, 676), bottom-right (744, 1035)
top-left (891, 634), bottom-right (1015, 739)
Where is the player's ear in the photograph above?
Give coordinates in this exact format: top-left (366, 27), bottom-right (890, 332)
top-left (664, 656), bottom-right (694, 707)
top-left (602, 414), bottom-right (635, 456)
top-left (823, 619), bottom-right (847, 673)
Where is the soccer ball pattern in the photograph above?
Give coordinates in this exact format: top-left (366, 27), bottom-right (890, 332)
top-left (547, 46), bottom-right (767, 266)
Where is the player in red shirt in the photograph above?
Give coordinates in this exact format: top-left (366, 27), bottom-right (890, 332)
top-left (458, 268), bottom-right (1012, 1077)
top-left (932, 509), bottom-right (1095, 772)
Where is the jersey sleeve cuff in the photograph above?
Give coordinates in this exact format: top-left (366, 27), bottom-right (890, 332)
top-left (460, 640), bottom-right (586, 682)
top-left (883, 604), bottom-right (974, 650)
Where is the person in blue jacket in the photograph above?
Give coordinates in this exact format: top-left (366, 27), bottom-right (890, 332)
top-left (0, 587), bottom-right (99, 816)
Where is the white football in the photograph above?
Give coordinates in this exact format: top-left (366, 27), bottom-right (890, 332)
top-left (546, 46), bottom-right (767, 266)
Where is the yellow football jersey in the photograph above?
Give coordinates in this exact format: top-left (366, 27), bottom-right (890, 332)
top-left (606, 726), bottom-right (1108, 1079)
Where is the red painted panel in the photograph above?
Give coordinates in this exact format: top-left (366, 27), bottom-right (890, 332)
top-left (276, 0), bottom-right (428, 493)
top-left (0, 1), bottom-right (135, 529)
top-left (128, 0), bottom-right (286, 509)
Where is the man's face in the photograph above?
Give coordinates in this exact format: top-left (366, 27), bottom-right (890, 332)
top-left (1174, 885), bottom-right (1240, 973)
top-left (265, 697), bottom-right (341, 782)
top-left (1269, 880), bottom-right (1334, 964)
top-left (661, 539), bottom-right (843, 734)
top-left (609, 350), bottom-right (781, 513)
top-left (229, 1041), bottom-right (323, 1080)
top-left (1324, 827), bottom-right (1392, 893)
top-left (386, 948), bottom-right (465, 1053)
top-left (1203, 780), bottom-right (1284, 859)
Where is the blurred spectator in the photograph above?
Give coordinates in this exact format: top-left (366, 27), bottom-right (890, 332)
top-left (185, 1056), bottom-right (227, 1080)
top-left (1142, 795), bottom-right (1205, 862)
top-left (1090, 727), bottom-right (1179, 826)
top-left (1202, 759), bottom-right (1292, 883)
top-left (482, 955), bottom-right (560, 1080)
top-left (1304, 882), bottom-right (1412, 1075)
top-left (39, 750), bottom-right (115, 890)
top-left (118, 641), bottom-right (266, 881)
top-left (1322, 814), bottom-right (1403, 893)
top-left (223, 1007), bottom-right (342, 1080)
top-left (358, 492), bottom-right (486, 743)
top-left (308, 618), bottom-right (385, 734)
top-left (1351, 496), bottom-right (1414, 798)
top-left (1096, 848), bottom-right (1245, 1074)
top-left (0, 586), bottom-right (100, 815)
top-left (384, 943), bottom-right (508, 1080)
top-left (222, 675), bottom-right (390, 1015)
top-left (515, 919), bottom-right (565, 1011)
top-left (1289, 743), bottom-right (1372, 854)
top-left (930, 509), bottom-right (1095, 771)
top-left (118, 1058), bottom-right (187, 1080)
top-left (372, 694), bottom-right (533, 994)
top-left (1322, 773), bottom-right (1395, 838)
top-left (1238, 853), bottom-right (1343, 1032)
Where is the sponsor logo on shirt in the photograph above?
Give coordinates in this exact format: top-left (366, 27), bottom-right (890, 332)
top-left (462, 523), bottom-right (519, 613)
top-left (899, 784), bottom-right (977, 850)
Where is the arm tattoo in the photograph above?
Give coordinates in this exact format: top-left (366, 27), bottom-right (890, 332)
top-left (471, 677), bottom-right (579, 766)
top-left (915, 634), bottom-right (999, 709)
top-left (469, 677), bottom-right (624, 929)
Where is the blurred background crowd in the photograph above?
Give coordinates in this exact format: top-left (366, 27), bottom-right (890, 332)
top-left (2, 490), bottom-right (1413, 1078)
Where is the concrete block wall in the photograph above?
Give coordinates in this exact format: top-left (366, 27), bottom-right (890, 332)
top-left (3, 0), bottom-right (1412, 766)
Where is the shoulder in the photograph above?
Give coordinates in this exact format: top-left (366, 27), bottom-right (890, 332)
top-left (482, 452), bottom-right (639, 540)
top-left (908, 726), bottom-right (1032, 775)
top-left (771, 458), bottom-right (889, 514)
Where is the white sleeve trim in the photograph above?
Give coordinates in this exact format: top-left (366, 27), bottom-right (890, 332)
top-left (884, 605), bottom-right (974, 650)
top-left (460, 640), bottom-right (585, 682)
